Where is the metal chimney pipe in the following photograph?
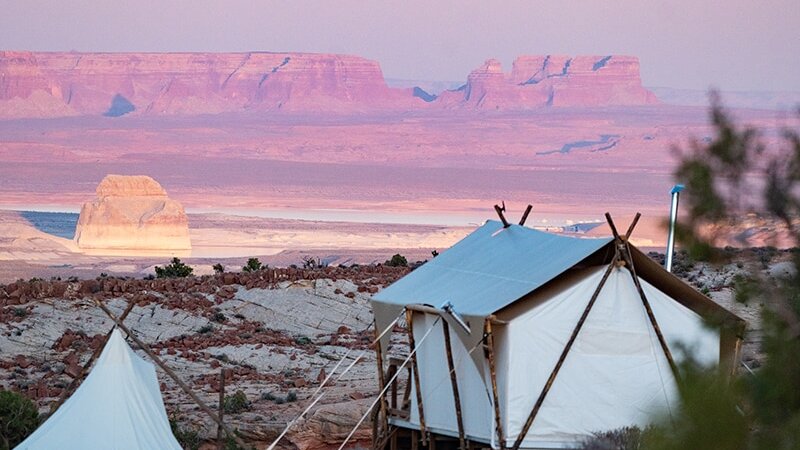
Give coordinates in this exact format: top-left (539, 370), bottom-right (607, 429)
top-left (665, 184), bottom-right (684, 272)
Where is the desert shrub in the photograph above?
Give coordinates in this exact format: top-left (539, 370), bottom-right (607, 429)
top-left (211, 311), bottom-right (226, 323)
top-left (198, 324), bottom-right (214, 334)
top-left (286, 391), bottom-right (297, 402)
top-left (385, 253), bottom-right (408, 267)
top-left (579, 426), bottom-right (644, 450)
top-left (12, 308), bottom-right (27, 318)
top-left (260, 391), bottom-right (277, 401)
top-left (0, 390), bottom-right (40, 450)
top-left (294, 336), bottom-right (311, 345)
top-left (155, 258), bottom-right (193, 278)
top-left (223, 390), bottom-right (251, 414)
top-left (213, 263), bottom-right (225, 274)
top-left (242, 258), bottom-right (263, 273)
top-left (649, 94), bottom-right (800, 449)
top-left (169, 416), bottom-right (201, 450)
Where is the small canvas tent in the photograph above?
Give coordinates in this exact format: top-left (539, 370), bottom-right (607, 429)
top-left (15, 329), bottom-right (182, 450)
top-left (371, 219), bottom-right (744, 450)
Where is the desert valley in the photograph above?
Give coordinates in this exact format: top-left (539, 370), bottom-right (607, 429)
top-left (0, 51), bottom-right (793, 281)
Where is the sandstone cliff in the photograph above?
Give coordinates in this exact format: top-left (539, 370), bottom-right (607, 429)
top-left (0, 52), bottom-right (658, 117)
top-left (74, 175), bottom-right (191, 253)
top-left (436, 55), bottom-right (659, 109)
top-left (0, 51), bottom-right (414, 117)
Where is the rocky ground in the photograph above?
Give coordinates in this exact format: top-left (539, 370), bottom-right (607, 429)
top-left (0, 266), bottom-right (409, 450)
top-left (0, 250), bottom-right (794, 449)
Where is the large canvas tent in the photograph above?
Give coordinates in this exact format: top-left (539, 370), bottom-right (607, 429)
top-left (371, 219), bottom-right (744, 449)
top-left (15, 328), bottom-right (182, 450)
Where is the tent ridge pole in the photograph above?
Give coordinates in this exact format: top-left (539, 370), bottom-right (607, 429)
top-left (94, 299), bottom-right (249, 449)
top-left (484, 317), bottom-right (506, 450)
top-left (374, 320), bottom-right (391, 447)
top-left (405, 309), bottom-right (429, 445)
top-left (442, 319), bottom-right (467, 450)
top-left (511, 260), bottom-right (617, 450)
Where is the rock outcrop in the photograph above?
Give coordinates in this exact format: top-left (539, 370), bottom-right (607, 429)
top-left (0, 52), bottom-right (658, 117)
top-left (437, 55), bottom-right (659, 109)
top-left (0, 51), bottom-right (415, 117)
top-left (74, 175), bottom-right (191, 252)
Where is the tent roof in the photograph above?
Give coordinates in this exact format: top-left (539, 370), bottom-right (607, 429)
top-left (374, 220), bottom-right (613, 317)
top-left (15, 328), bottom-right (182, 450)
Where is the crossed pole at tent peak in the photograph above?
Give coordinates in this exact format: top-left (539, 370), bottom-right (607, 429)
top-left (92, 299), bottom-right (251, 450)
top-left (510, 212), bottom-right (680, 450)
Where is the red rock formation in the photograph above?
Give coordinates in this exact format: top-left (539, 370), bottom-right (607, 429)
top-left (0, 52), bottom-right (416, 117)
top-left (0, 52), bottom-right (658, 117)
top-left (438, 55), bottom-right (659, 109)
top-left (74, 175), bottom-right (191, 252)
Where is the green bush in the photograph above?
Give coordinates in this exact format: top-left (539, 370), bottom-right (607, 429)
top-left (385, 253), bottom-right (408, 267)
top-left (579, 426), bottom-right (644, 450)
top-left (223, 390), bottom-right (250, 414)
top-left (213, 263), bottom-right (225, 274)
top-left (242, 258), bottom-right (263, 273)
top-left (155, 258), bottom-right (194, 278)
top-left (0, 390), bottom-right (40, 450)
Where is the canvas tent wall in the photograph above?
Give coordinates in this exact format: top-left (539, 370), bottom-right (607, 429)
top-left (15, 328), bottom-right (182, 450)
top-left (371, 220), bottom-right (744, 449)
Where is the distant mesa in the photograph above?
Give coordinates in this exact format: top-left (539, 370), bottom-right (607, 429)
top-left (437, 55), bottom-right (660, 110)
top-left (74, 175), bottom-right (191, 253)
top-left (0, 51), bottom-right (658, 118)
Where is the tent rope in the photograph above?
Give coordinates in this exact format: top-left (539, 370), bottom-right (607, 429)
top-left (266, 309), bottom-right (405, 450)
top-left (336, 316), bottom-right (442, 450)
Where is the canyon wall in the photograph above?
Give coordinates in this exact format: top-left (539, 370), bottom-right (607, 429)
top-left (74, 175), bottom-right (191, 253)
top-left (0, 52), bottom-right (657, 117)
top-left (436, 55), bottom-right (659, 109)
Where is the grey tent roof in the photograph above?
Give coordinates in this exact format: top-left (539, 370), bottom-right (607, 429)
top-left (373, 220), bottom-right (613, 316)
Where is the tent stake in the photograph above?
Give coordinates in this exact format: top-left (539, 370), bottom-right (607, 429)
top-left (511, 260), bottom-right (617, 450)
top-left (47, 299), bottom-right (137, 417)
top-left (484, 318), bottom-right (506, 450)
top-left (441, 320), bottom-right (466, 450)
top-left (405, 309), bottom-right (429, 445)
top-left (94, 299), bottom-right (249, 449)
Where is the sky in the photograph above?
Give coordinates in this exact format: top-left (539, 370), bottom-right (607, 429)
top-left (2, 0), bottom-right (799, 92)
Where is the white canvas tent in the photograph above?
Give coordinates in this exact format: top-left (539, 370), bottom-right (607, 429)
top-left (15, 328), bottom-right (182, 450)
top-left (371, 219), bottom-right (744, 449)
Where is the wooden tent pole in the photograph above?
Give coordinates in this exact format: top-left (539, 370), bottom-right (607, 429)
top-left (405, 309), bottom-right (428, 445)
top-left (47, 299), bottom-right (137, 416)
top-left (621, 244), bottom-right (681, 381)
top-left (511, 260), bottom-right (618, 450)
top-left (441, 320), bottom-right (466, 450)
top-left (606, 212), bottom-right (681, 382)
top-left (518, 205), bottom-right (533, 226)
top-left (373, 320), bottom-right (391, 445)
top-left (94, 300), bottom-right (249, 449)
top-left (484, 318), bottom-right (506, 450)
top-left (494, 204), bottom-right (510, 228)
top-left (217, 369), bottom-right (227, 450)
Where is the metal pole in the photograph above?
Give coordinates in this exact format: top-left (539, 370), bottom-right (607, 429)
top-left (665, 184), bottom-right (684, 272)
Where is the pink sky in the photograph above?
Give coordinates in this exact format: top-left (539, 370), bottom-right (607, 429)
top-left (1, 0), bottom-right (798, 92)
